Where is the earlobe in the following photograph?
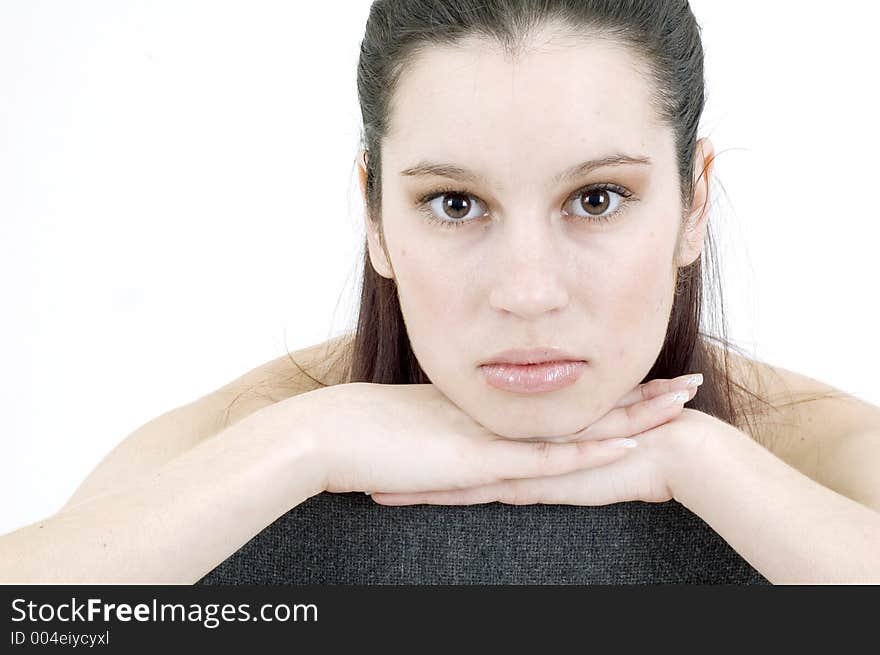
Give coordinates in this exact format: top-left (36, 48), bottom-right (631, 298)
top-left (365, 219), bottom-right (395, 280)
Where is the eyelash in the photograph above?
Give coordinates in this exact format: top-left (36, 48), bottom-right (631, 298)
top-left (414, 182), bottom-right (636, 230)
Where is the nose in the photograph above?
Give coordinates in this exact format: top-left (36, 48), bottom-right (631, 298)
top-left (487, 219), bottom-right (570, 319)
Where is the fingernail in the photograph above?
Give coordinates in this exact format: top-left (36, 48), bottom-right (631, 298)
top-left (656, 390), bottom-right (689, 407)
top-left (597, 437), bottom-right (638, 449)
top-left (686, 374), bottom-right (704, 387)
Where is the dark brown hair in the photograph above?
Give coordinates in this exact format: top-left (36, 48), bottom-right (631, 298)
top-left (231, 0), bottom-right (845, 448)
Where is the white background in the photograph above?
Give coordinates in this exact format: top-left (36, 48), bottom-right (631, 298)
top-left (1, 1), bottom-right (877, 535)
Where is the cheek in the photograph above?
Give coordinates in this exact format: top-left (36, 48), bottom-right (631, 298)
top-left (392, 244), bottom-right (479, 388)
top-left (593, 233), bottom-right (676, 361)
top-left (393, 244), bottom-right (464, 331)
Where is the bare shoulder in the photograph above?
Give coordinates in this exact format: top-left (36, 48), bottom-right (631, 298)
top-left (711, 342), bottom-right (880, 478)
top-left (207, 330), bottom-right (356, 430)
top-left (59, 331), bottom-right (355, 511)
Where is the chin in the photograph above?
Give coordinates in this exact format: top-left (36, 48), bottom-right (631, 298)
top-left (478, 411), bottom-right (594, 440)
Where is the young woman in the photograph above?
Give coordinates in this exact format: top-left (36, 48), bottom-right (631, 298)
top-left (2, 0), bottom-right (879, 584)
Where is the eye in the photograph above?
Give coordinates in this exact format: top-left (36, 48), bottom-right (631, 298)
top-left (562, 184), bottom-right (632, 223)
top-left (417, 189), bottom-right (489, 227)
top-left (415, 183), bottom-right (635, 230)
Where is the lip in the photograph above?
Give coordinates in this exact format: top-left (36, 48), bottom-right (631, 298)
top-left (479, 347), bottom-right (585, 366)
top-left (479, 360), bottom-right (588, 393)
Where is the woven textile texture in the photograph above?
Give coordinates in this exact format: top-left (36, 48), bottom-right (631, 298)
top-left (196, 492), bottom-right (769, 584)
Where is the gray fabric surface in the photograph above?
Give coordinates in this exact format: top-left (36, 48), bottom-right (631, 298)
top-left (196, 492), bottom-right (769, 584)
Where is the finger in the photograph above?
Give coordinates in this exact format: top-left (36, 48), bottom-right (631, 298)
top-left (519, 381), bottom-right (699, 445)
top-left (547, 383), bottom-right (697, 444)
top-left (373, 458), bottom-right (643, 506)
top-left (476, 433), bottom-right (638, 483)
top-left (612, 372), bottom-right (703, 408)
top-left (373, 475), bottom-right (565, 506)
top-left (372, 481), bottom-right (510, 506)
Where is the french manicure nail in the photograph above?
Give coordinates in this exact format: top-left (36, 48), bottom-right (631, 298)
top-left (686, 374), bottom-right (704, 387)
top-left (656, 390), bottom-right (689, 407)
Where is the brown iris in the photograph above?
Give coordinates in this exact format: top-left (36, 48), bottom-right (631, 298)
top-left (580, 189), bottom-right (610, 215)
top-left (441, 193), bottom-right (472, 220)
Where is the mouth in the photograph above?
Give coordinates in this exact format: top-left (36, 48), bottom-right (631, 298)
top-left (479, 346), bottom-right (585, 366)
top-left (478, 360), bottom-right (587, 394)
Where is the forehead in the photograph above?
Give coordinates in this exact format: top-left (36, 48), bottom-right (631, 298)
top-left (384, 31), bottom-right (669, 188)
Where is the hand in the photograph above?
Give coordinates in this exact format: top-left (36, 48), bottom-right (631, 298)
top-left (297, 381), bottom-right (687, 495)
top-left (369, 374), bottom-right (707, 506)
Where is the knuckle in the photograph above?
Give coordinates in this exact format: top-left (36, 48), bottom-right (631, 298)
top-left (531, 439), bottom-right (554, 461)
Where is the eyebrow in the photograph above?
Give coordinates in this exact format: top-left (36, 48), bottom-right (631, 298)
top-left (399, 153), bottom-right (652, 186)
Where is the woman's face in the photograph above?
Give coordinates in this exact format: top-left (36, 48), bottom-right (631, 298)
top-left (360, 30), bottom-right (712, 439)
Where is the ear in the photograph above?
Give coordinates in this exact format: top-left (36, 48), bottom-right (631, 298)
top-left (676, 137), bottom-right (715, 267)
top-left (358, 149), bottom-right (395, 280)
